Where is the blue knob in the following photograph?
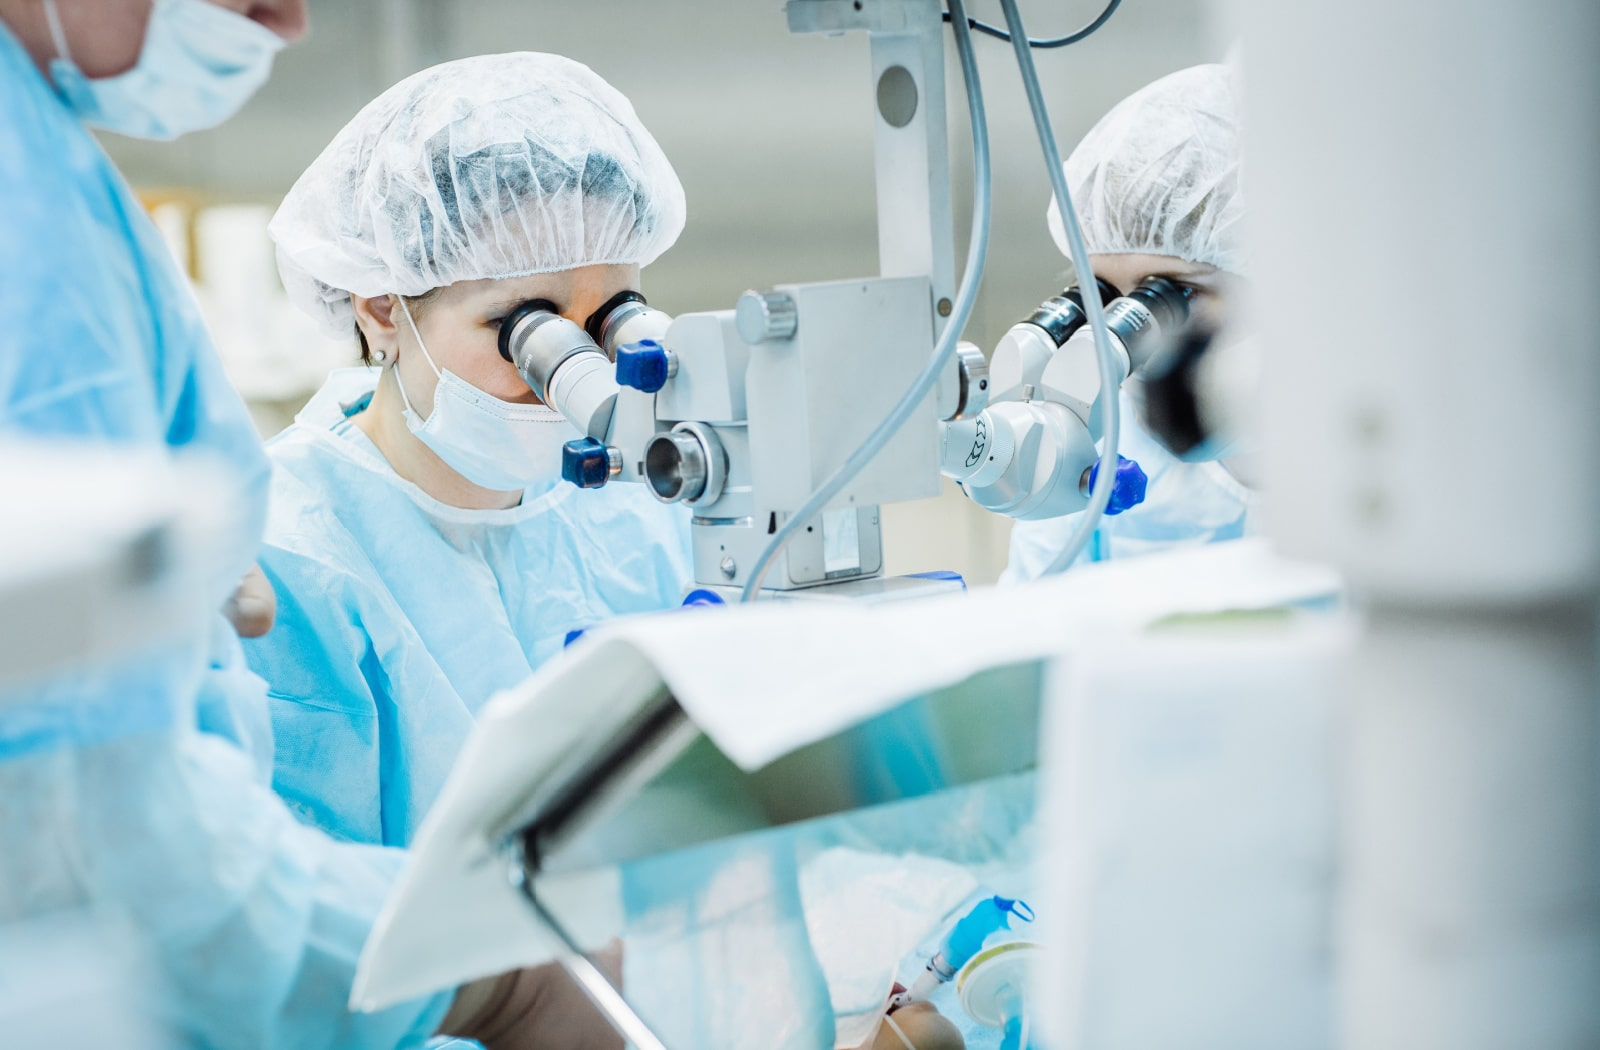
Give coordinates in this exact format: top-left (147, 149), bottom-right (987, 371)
top-left (681, 588), bottom-right (726, 607)
top-left (906, 570), bottom-right (968, 591)
top-left (616, 339), bottom-right (672, 393)
top-left (1088, 454), bottom-right (1149, 516)
top-left (561, 437), bottom-right (612, 489)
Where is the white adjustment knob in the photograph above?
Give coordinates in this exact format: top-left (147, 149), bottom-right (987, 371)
top-left (736, 290), bottom-right (798, 345)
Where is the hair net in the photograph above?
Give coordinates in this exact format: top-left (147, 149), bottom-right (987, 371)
top-left (271, 52), bottom-right (686, 337)
top-left (1046, 63), bottom-right (1243, 275)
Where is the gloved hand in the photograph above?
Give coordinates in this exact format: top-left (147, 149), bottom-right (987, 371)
top-left (223, 564), bottom-right (277, 638)
top-left (439, 945), bottom-right (625, 1050)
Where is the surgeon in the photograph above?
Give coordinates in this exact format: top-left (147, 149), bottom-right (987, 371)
top-left (244, 51), bottom-right (694, 849)
top-left (1003, 63), bottom-right (1256, 582)
top-left (0, 2), bottom-right (621, 1046)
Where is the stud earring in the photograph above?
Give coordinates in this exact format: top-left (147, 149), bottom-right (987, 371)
top-left (373, 348), bottom-right (389, 364)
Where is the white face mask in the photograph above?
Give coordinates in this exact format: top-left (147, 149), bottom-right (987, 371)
top-left (393, 298), bottom-right (582, 492)
top-left (43, 0), bottom-right (285, 141)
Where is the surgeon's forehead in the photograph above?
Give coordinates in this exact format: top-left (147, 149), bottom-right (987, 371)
top-left (1092, 252), bottom-right (1217, 276)
top-left (444, 273), bottom-right (567, 307)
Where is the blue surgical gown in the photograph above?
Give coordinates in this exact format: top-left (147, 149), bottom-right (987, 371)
top-left (243, 369), bottom-right (695, 847)
top-left (0, 23), bottom-right (449, 1047)
top-left (1001, 393), bottom-right (1257, 582)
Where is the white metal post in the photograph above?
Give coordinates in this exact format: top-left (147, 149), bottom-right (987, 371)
top-left (787, 0), bottom-right (957, 337)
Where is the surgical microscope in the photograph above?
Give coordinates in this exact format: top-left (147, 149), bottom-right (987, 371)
top-left (489, 0), bottom-right (1195, 604)
top-left (498, 275), bottom-right (985, 603)
top-left (498, 255), bottom-right (1198, 606)
top-left (501, 259), bottom-right (1201, 591)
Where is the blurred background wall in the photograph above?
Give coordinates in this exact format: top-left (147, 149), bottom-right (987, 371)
top-left (103, 0), bottom-right (1226, 584)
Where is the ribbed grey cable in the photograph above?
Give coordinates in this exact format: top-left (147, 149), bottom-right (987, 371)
top-left (997, 0), bottom-right (1122, 577)
top-left (739, 0), bottom-right (993, 601)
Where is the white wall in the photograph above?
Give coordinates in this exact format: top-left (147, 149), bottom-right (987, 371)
top-left (103, 0), bottom-right (1227, 583)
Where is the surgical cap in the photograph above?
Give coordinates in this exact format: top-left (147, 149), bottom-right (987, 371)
top-left (272, 52), bottom-right (687, 338)
top-left (1047, 63), bottom-right (1244, 274)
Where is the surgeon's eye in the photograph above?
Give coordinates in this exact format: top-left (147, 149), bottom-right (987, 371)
top-left (1167, 279), bottom-right (1212, 301)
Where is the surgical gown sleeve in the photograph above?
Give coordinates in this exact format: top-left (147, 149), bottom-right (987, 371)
top-left (138, 731), bottom-right (453, 1048)
top-left (249, 537), bottom-right (441, 848)
top-left (0, 27), bottom-right (453, 1048)
top-left (1, 647), bottom-right (452, 1049)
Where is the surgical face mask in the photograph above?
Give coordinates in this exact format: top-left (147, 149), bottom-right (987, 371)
top-left (394, 298), bottom-right (582, 492)
top-left (43, 0), bottom-right (285, 141)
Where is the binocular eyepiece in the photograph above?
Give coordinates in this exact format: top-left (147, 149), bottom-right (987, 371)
top-left (497, 290), bottom-right (670, 404)
top-left (1023, 274), bottom-right (1194, 353)
top-left (1025, 277), bottom-right (1122, 347)
top-left (496, 290), bottom-right (671, 445)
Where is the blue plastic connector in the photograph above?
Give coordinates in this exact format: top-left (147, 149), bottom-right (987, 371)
top-left (615, 339), bottom-right (672, 393)
top-left (1087, 454), bottom-right (1149, 516)
top-left (943, 896), bottom-right (1035, 972)
top-left (562, 437), bottom-right (611, 489)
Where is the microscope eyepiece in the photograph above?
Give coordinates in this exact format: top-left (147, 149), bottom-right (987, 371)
top-left (1026, 295), bottom-right (1083, 347)
top-left (1088, 276), bottom-right (1198, 371)
top-left (1070, 277), bottom-right (1124, 313)
top-left (584, 290), bottom-right (649, 348)
top-left (1126, 276), bottom-right (1193, 333)
top-left (497, 298), bottom-right (610, 409)
top-left (498, 298), bottom-right (563, 363)
top-left (1025, 278), bottom-right (1122, 347)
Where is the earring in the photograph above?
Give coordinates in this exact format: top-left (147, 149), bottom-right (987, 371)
top-left (374, 348), bottom-right (389, 364)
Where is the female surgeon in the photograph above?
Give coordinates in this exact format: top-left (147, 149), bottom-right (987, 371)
top-left (1002, 63), bottom-right (1257, 582)
top-left (244, 51), bottom-right (695, 849)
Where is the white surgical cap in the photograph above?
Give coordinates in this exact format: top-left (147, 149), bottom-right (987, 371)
top-left (1047, 63), bottom-right (1243, 275)
top-left (271, 52), bottom-right (687, 337)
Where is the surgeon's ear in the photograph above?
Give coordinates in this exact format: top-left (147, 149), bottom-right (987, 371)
top-left (352, 293), bottom-right (401, 362)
